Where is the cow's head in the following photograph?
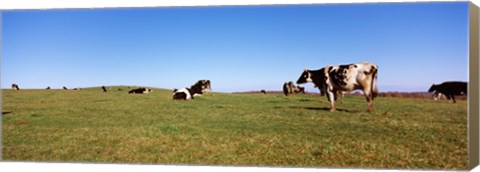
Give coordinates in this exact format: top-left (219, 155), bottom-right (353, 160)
top-left (195, 80), bottom-right (211, 93)
top-left (428, 84), bottom-right (437, 92)
top-left (296, 69), bottom-right (313, 84)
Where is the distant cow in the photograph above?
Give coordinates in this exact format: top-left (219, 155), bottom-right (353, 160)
top-left (173, 80), bottom-right (211, 100)
top-left (101, 86), bottom-right (107, 92)
top-left (297, 62), bottom-right (378, 112)
top-left (261, 89), bottom-right (267, 94)
top-left (428, 81), bottom-right (467, 103)
top-left (63, 86), bottom-right (68, 90)
top-left (11, 84), bottom-right (20, 90)
top-left (128, 87), bottom-right (152, 94)
top-left (46, 86), bottom-right (51, 90)
top-left (283, 81), bottom-right (305, 96)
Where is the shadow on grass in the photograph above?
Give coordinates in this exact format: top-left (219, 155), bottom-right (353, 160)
top-left (2, 111), bottom-right (12, 115)
top-left (276, 106), bottom-right (359, 113)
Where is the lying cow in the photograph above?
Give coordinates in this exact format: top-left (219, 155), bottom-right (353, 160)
top-left (428, 81), bottom-right (467, 103)
top-left (173, 80), bottom-right (211, 100)
top-left (297, 62), bottom-right (378, 112)
top-left (432, 91), bottom-right (446, 101)
top-left (11, 84), bottom-right (20, 90)
top-left (128, 87), bottom-right (153, 94)
top-left (283, 81), bottom-right (305, 96)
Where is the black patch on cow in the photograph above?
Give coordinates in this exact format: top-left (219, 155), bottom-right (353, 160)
top-left (173, 92), bottom-right (188, 100)
top-left (283, 82), bottom-right (289, 96)
top-left (330, 67), bottom-right (348, 86)
top-left (338, 64), bottom-right (351, 69)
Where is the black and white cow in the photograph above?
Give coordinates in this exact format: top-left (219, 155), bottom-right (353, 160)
top-left (297, 62), bottom-right (378, 112)
top-left (283, 81), bottom-right (305, 96)
top-left (173, 80), bottom-right (211, 100)
top-left (128, 87), bottom-right (153, 94)
top-left (11, 84), bottom-right (20, 90)
top-left (101, 86), bottom-right (107, 92)
top-left (428, 81), bottom-right (467, 103)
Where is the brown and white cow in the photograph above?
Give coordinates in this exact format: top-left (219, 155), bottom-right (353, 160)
top-left (283, 81), bottom-right (305, 96)
top-left (296, 62), bottom-right (378, 112)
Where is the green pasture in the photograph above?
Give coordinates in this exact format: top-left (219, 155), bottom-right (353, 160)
top-left (1, 87), bottom-right (468, 169)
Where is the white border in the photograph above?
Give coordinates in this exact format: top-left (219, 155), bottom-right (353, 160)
top-left (0, 0), bottom-right (478, 172)
top-left (0, 0), bottom-right (473, 10)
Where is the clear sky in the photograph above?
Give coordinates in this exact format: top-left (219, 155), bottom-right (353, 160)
top-left (1, 2), bottom-right (469, 93)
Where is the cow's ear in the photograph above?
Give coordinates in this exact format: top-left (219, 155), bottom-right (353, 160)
top-left (304, 68), bottom-right (308, 72)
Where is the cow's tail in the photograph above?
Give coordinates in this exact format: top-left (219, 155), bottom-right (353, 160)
top-left (371, 65), bottom-right (378, 99)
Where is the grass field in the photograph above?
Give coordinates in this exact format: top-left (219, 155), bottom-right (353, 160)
top-left (1, 86), bottom-right (468, 170)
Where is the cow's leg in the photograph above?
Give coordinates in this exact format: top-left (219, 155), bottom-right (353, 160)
top-left (326, 90), bottom-right (337, 112)
top-left (445, 94), bottom-right (452, 103)
top-left (338, 91), bottom-right (343, 103)
top-left (451, 95), bottom-right (456, 103)
top-left (363, 87), bottom-right (374, 112)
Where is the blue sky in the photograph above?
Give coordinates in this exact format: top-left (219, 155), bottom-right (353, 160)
top-left (1, 2), bottom-right (469, 93)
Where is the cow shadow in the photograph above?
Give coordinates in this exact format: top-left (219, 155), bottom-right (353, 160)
top-left (283, 106), bottom-right (358, 113)
top-left (297, 99), bottom-right (312, 102)
top-left (2, 111), bottom-right (12, 115)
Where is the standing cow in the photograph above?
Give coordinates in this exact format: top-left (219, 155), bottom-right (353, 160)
top-left (428, 81), bottom-right (467, 103)
top-left (297, 62), bottom-right (378, 112)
